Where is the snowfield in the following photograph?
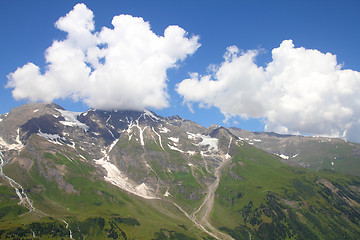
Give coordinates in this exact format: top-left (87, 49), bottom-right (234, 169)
top-left (95, 144), bottom-right (158, 200)
top-left (57, 109), bottom-right (89, 131)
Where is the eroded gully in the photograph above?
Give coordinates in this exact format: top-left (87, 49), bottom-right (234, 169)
top-left (173, 138), bottom-right (235, 240)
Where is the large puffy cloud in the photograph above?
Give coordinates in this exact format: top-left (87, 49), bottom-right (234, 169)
top-left (6, 3), bottom-right (200, 111)
top-left (177, 40), bottom-right (360, 142)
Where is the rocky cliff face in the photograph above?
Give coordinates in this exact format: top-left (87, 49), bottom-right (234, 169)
top-left (0, 103), bottom-right (238, 202)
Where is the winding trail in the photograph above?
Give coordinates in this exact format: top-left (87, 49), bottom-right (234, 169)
top-left (172, 202), bottom-right (220, 239)
top-left (193, 156), bottom-right (234, 240)
top-left (172, 138), bottom-right (234, 240)
top-left (192, 138), bottom-right (234, 240)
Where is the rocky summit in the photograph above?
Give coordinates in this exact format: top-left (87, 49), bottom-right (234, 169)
top-left (0, 103), bottom-right (360, 239)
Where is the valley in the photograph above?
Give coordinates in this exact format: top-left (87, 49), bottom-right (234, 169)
top-left (0, 103), bottom-right (359, 239)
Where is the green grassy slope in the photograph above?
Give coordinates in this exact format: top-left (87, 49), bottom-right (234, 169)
top-left (229, 128), bottom-right (360, 177)
top-left (113, 133), bottom-right (207, 212)
top-left (282, 139), bottom-right (360, 176)
top-left (213, 142), bottom-right (360, 240)
top-left (0, 137), bottom-right (211, 239)
top-left (3, 130), bottom-right (360, 239)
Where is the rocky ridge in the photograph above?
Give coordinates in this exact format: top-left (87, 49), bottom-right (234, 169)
top-left (1, 103), bottom-right (360, 239)
top-left (0, 103), bottom-right (240, 239)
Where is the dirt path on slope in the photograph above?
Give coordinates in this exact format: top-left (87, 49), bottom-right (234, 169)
top-left (191, 138), bottom-right (235, 240)
top-left (171, 153), bottom-right (234, 240)
top-left (196, 155), bottom-right (234, 240)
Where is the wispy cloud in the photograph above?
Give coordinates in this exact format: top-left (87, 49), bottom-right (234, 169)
top-left (177, 40), bottom-right (360, 142)
top-left (6, 3), bottom-right (200, 111)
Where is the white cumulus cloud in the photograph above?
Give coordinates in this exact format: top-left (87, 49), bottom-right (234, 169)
top-left (177, 40), bottom-right (360, 142)
top-left (6, 3), bottom-right (200, 111)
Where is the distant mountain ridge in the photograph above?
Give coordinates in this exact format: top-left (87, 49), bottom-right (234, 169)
top-left (0, 103), bottom-right (360, 239)
top-left (228, 127), bottom-right (360, 176)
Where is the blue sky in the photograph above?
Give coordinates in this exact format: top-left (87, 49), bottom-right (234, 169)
top-left (1, 0), bottom-right (360, 141)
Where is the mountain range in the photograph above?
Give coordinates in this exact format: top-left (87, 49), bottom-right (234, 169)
top-left (0, 103), bottom-right (360, 239)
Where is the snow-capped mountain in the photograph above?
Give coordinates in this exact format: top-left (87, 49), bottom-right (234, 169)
top-left (1, 103), bottom-right (360, 239)
top-left (1, 103), bottom-right (236, 200)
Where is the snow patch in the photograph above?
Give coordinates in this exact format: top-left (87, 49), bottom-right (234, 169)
top-left (126, 119), bottom-right (136, 141)
top-left (82, 108), bottom-right (95, 117)
top-left (167, 144), bottom-right (184, 153)
top-left (33, 109), bottom-right (39, 113)
top-left (0, 129), bottom-right (24, 151)
top-left (235, 140), bottom-right (244, 146)
top-left (167, 144), bottom-right (196, 156)
top-left (106, 114), bottom-right (111, 123)
top-left (225, 137), bottom-right (232, 159)
top-left (187, 132), bottom-right (197, 140)
top-left (143, 109), bottom-right (159, 121)
top-left (168, 137), bottom-right (179, 143)
top-left (275, 153), bottom-right (298, 160)
top-left (15, 128), bottom-right (24, 149)
top-left (164, 190), bottom-right (170, 197)
top-left (276, 154), bottom-right (289, 159)
top-left (56, 109), bottom-right (89, 131)
top-left (135, 120), bottom-right (147, 146)
top-left (108, 129), bottom-right (115, 138)
top-left (187, 151), bottom-right (196, 155)
top-left (160, 127), bottom-right (170, 133)
top-left (95, 141), bottom-right (157, 200)
top-left (187, 132), bottom-right (219, 152)
top-left (253, 139), bottom-right (262, 142)
top-left (37, 131), bottom-right (64, 145)
top-left (152, 127), bottom-right (165, 151)
top-left (108, 138), bottom-right (119, 153)
top-left (135, 183), bottom-right (153, 197)
top-left (95, 156), bottom-right (157, 199)
top-left (199, 135), bottom-right (218, 152)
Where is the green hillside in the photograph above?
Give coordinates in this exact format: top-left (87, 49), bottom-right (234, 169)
top-left (1, 103), bottom-right (360, 239)
top-left (213, 142), bottom-right (360, 239)
top-left (0, 136), bottom-right (211, 240)
top-left (229, 128), bottom-right (360, 177)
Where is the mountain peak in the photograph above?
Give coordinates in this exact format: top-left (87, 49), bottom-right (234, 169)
top-left (1, 103), bottom-right (360, 239)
